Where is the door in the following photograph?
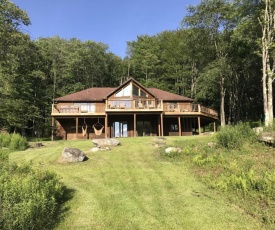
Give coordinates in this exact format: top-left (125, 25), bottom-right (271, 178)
top-left (137, 121), bottom-right (151, 136)
top-left (113, 121), bottom-right (128, 137)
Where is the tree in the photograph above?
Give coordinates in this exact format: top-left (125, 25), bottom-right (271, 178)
top-left (183, 0), bottom-right (237, 126)
top-left (260, 0), bottom-right (275, 126)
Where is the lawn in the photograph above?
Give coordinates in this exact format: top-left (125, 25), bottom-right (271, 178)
top-left (9, 136), bottom-right (264, 229)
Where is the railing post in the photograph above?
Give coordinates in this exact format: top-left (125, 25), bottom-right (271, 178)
top-left (198, 104), bottom-right (201, 113)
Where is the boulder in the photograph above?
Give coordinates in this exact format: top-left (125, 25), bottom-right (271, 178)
top-left (155, 142), bottom-right (166, 148)
top-left (61, 147), bottom-right (86, 163)
top-left (207, 142), bottom-right (217, 148)
top-left (258, 132), bottom-right (275, 145)
top-left (165, 147), bottom-right (182, 154)
top-left (92, 138), bottom-right (120, 147)
top-left (253, 127), bottom-right (264, 135)
top-left (91, 147), bottom-right (100, 152)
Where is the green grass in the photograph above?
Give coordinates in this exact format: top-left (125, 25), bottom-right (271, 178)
top-left (9, 137), bottom-right (264, 229)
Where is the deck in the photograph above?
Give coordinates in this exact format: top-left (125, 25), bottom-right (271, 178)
top-left (51, 100), bottom-right (218, 120)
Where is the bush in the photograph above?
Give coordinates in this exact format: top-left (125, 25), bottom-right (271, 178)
top-left (9, 133), bottom-right (28, 151)
top-left (0, 133), bottom-right (11, 148)
top-left (0, 154), bottom-right (65, 230)
top-left (215, 123), bottom-right (256, 149)
top-left (0, 133), bottom-right (28, 150)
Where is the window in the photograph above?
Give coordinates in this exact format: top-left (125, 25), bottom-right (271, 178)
top-left (168, 103), bottom-right (178, 110)
top-left (74, 103), bottom-right (95, 113)
top-left (115, 84), bottom-right (132, 97)
top-left (170, 124), bottom-right (179, 131)
top-left (115, 83), bottom-right (148, 97)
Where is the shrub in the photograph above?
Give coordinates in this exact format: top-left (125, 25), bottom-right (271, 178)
top-left (9, 133), bottom-right (28, 151)
top-left (0, 133), bottom-right (11, 148)
top-left (0, 133), bottom-right (28, 150)
top-left (0, 159), bottom-right (65, 230)
top-left (215, 123), bottom-right (256, 149)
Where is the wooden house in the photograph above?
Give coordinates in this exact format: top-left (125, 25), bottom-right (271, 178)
top-left (51, 78), bottom-right (218, 140)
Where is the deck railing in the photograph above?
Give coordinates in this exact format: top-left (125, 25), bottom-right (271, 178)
top-left (164, 103), bottom-right (218, 118)
top-left (106, 99), bottom-right (163, 110)
top-left (52, 104), bottom-right (105, 114)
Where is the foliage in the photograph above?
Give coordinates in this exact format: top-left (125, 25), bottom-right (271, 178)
top-left (168, 134), bottom-right (275, 225)
top-left (8, 137), bottom-right (263, 229)
top-left (0, 150), bottom-right (65, 230)
top-left (215, 123), bottom-right (256, 149)
top-left (0, 133), bottom-right (28, 150)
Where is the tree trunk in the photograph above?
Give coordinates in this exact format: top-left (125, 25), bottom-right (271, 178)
top-left (220, 75), bottom-right (226, 126)
top-left (261, 0), bottom-right (274, 126)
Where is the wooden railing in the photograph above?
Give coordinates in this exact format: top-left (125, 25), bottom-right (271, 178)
top-left (106, 99), bottom-right (163, 110)
top-left (52, 104), bottom-right (105, 114)
top-left (164, 103), bottom-right (218, 118)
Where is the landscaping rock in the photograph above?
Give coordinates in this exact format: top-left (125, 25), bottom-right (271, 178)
top-left (253, 127), bottom-right (264, 134)
top-left (155, 142), bottom-right (166, 148)
top-left (207, 142), bottom-right (217, 148)
top-left (61, 147), bottom-right (86, 163)
top-left (91, 147), bottom-right (100, 152)
top-left (153, 137), bottom-right (167, 142)
top-left (165, 147), bottom-right (182, 154)
top-left (92, 138), bottom-right (120, 147)
top-left (258, 132), bottom-right (275, 145)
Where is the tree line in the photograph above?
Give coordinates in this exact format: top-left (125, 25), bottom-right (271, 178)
top-left (0, 0), bottom-right (274, 137)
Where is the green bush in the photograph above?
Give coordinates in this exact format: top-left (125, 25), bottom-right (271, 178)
top-left (0, 152), bottom-right (65, 230)
top-left (0, 133), bottom-right (28, 150)
top-left (0, 133), bottom-right (11, 148)
top-left (215, 123), bottom-right (256, 149)
top-left (9, 133), bottom-right (28, 151)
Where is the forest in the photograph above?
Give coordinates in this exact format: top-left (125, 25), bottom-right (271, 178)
top-left (0, 0), bottom-right (274, 137)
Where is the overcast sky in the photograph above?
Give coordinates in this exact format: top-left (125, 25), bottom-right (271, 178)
top-left (12, 0), bottom-right (201, 58)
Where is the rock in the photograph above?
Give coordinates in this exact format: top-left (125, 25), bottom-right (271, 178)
top-left (207, 142), bottom-right (217, 148)
top-left (61, 147), bottom-right (86, 163)
top-left (92, 138), bottom-right (120, 147)
top-left (153, 137), bottom-right (166, 142)
top-left (34, 142), bottom-right (43, 148)
top-left (100, 146), bottom-right (111, 151)
top-left (165, 147), bottom-right (182, 154)
top-left (91, 147), bottom-right (100, 152)
top-left (155, 142), bottom-right (166, 148)
top-left (253, 127), bottom-right (264, 134)
top-left (258, 132), bottom-right (275, 145)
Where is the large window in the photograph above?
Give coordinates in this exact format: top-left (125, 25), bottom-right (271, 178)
top-left (74, 103), bottom-right (95, 113)
top-left (115, 84), bottom-right (132, 97)
top-left (115, 83), bottom-right (147, 97)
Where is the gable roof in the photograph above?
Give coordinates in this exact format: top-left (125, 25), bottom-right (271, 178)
top-left (54, 78), bottom-right (194, 102)
top-left (54, 87), bottom-right (115, 102)
top-left (105, 77), bottom-right (155, 99)
top-left (148, 88), bottom-right (193, 102)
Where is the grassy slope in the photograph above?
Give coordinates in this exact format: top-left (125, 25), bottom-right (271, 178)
top-left (10, 137), bottom-right (263, 230)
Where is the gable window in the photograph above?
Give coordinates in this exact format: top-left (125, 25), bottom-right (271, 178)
top-left (115, 83), bottom-right (148, 98)
top-left (115, 84), bottom-right (132, 97)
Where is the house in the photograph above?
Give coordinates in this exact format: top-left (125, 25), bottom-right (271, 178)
top-left (51, 78), bottom-right (218, 140)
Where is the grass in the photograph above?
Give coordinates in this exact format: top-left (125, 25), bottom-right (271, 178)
top-left (9, 136), bottom-right (264, 229)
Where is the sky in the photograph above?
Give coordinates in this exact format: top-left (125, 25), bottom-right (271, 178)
top-left (12, 0), bottom-right (201, 58)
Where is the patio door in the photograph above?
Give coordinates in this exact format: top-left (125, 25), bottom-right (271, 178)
top-left (137, 121), bottom-right (151, 136)
top-left (113, 121), bottom-right (128, 137)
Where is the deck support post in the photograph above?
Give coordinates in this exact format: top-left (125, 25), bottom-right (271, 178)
top-left (178, 116), bottom-right (182, 136)
top-left (198, 117), bottom-right (201, 135)
top-left (134, 113), bottom-right (136, 137)
top-left (160, 113), bottom-right (164, 136)
top-left (105, 114), bottom-right (108, 138)
top-left (214, 121), bottom-right (216, 133)
top-left (76, 117), bottom-right (78, 139)
top-left (51, 117), bottom-right (55, 141)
